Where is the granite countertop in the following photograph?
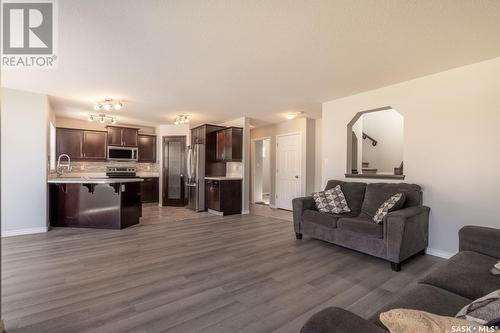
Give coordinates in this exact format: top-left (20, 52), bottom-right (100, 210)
top-left (137, 172), bottom-right (159, 178)
top-left (205, 176), bottom-right (243, 180)
top-left (48, 177), bottom-right (144, 184)
top-left (48, 171), bottom-right (159, 179)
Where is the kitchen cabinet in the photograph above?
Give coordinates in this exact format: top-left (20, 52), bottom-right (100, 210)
top-left (56, 128), bottom-right (84, 159)
top-left (107, 126), bottom-right (138, 147)
top-left (206, 179), bottom-right (242, 215)
top-left (216, 127), bottom-right (242, 162)
top-left (82, 131), bottom-right (107, 160)
top-left (141, 177), bottom-right (159, 203)
top-left (56, 128), bottom-right (107, 161)
top-left (191, 126), bottom-right (206, 145)
top-left (138, 134), bottom-right (156, 162)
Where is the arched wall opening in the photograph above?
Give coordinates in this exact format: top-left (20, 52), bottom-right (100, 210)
top-left (346, 106), bottom-right (405, 180)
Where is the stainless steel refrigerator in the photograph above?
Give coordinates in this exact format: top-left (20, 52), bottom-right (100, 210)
top-left (186, 144), bottom-right (205, 211)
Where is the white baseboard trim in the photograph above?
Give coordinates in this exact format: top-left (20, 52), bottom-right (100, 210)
top-left (426, 247), bottom-right (454, 259)
top-left (2, 227), bottom-right (48, 238)
top-left (241, 210), bottom-right (250, 215)
top-left (208, 209), bottom-right (224, 216)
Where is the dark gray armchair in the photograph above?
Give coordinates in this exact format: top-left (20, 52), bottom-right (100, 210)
top-left (292, 180), bottom-right (430, 271)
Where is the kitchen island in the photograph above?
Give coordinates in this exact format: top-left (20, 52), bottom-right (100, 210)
top-left (48, 177), bottom-right (143, 229)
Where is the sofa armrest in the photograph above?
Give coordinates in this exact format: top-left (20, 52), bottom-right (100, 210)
top-left (385, 206), bottom-right (430, 263)
top-left (301, 307), bottom-right (387, 333)
top-left (459, 226), bottom-right (500, 258)
top-left (292, 196), bottom-right (316, 233)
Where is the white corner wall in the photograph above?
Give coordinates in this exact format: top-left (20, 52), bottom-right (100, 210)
top-left (322, 56), bottom-right (500, 257)
top-left (1, 88), bottom-right (52, 236)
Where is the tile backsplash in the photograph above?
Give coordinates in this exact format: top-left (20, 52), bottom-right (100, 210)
top-left (72, 161), bottom-right (159, 172)
top-left (226, 162), bottom-right (243, 177)
top-left (50, 161), bottom-right (159, 175)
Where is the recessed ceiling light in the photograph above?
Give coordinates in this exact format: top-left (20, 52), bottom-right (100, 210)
top-left (285, 113), bottom-right (298, 120)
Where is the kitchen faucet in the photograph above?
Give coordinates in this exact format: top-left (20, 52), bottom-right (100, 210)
top-left (56, 154), bottom-right (72, 176)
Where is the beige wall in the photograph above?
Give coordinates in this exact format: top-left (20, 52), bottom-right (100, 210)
top-left (314, 118), bottom-right (323, 191)
top-left (251, 117), bottom-right (318, 207)
top-left (322, 56), bottom-right (500, 257)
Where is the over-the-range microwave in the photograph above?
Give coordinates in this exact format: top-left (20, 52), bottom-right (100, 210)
top-left (107, 146), bottom-right (138, 161)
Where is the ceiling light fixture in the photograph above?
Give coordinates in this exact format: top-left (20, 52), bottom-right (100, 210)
top-left (284, 111), bottom-right (304, 120)
top-left (87, 113), bottom-right (117, 124)
top-left (93, 99), bottom-right (124, 112)
top-left (174, 114), bottom-right (190, 125)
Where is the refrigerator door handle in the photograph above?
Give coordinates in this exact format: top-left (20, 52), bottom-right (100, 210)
top-left (186, 148), bottom-right (192, 181)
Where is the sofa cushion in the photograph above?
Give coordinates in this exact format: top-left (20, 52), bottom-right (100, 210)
top-left (324, 180), bottom-right (367, 215)
top-left (369, 284), bottom-right (472, 328)
top-left (361, 183), bottom-right (422, 217)
top-left (373, 192), bottom-right (406, 223)
top-left (420, 251), bottom-right (500, 300)
top-left (302, 209), bottom-right (343, 229)
top-left (312, 185), bottom-right (351, 214)
top-left (337, 216), bottom-right (384, 238)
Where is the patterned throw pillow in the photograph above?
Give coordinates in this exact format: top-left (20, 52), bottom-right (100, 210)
top-left (372, 193), bottom-right (405, 223)
top-left (312, 185), bottom-right (351, 214)
top-left (456, 289), bottom-right (500, 327)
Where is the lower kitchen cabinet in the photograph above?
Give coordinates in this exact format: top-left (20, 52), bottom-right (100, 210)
top-left (206, 179), bottom-right (242, 215)
top-left (141, 177), bottom-right (159, 203)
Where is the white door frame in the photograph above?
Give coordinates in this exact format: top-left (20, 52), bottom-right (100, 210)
top-left (275, 131), bottom-right (302, 210)
top-left (251, 136), bottom-right (271, 204)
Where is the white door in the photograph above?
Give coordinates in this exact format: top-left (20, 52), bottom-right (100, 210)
top-left (276, 133), bottom-right (302, 210)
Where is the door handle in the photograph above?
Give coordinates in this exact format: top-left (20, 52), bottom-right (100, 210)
top-left (295, 176), bottom-right (299, 179)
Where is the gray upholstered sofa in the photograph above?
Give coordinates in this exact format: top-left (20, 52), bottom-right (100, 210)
top-left (300, 226), bottom-right (500, 333)
top-left (292, 180), bottom-right (430, 271)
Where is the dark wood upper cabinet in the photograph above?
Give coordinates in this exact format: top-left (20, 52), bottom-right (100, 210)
top-left (216, 127), bottom-right (243, 162)
top-left (56, 128), bottom-right (83, 159)
top-left (138, 134), bottom-right (156, 162)
top-left (107, 126), bottom-right (138, 147)
top-left (82, 131), bottom-right (107, 160)
top-left (190, 126), bottom-right (206, 145)
top-left (56, 128), bottom-right (107, 161)
top-left (122, 128), bottom-right (138, 147)
top-left (107, 127), bottom-right (122, 146)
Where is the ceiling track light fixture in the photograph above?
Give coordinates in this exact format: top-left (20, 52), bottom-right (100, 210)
top-left (88, 113), bottom-right (116, 124)
top-left (93, 99), bottom-right (123, 112)
top-left (174, 114), bottom-right (190, 125)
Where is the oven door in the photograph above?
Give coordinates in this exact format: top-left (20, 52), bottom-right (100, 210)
top-left (108, 146), bottom-right (138, 161)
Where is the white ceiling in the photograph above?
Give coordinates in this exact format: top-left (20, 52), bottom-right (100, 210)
top-left (3, 0), bottom-right (500, 127)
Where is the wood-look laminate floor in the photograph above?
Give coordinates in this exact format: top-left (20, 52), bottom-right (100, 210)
top-left (2, 205), bottom-right (442, 333)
